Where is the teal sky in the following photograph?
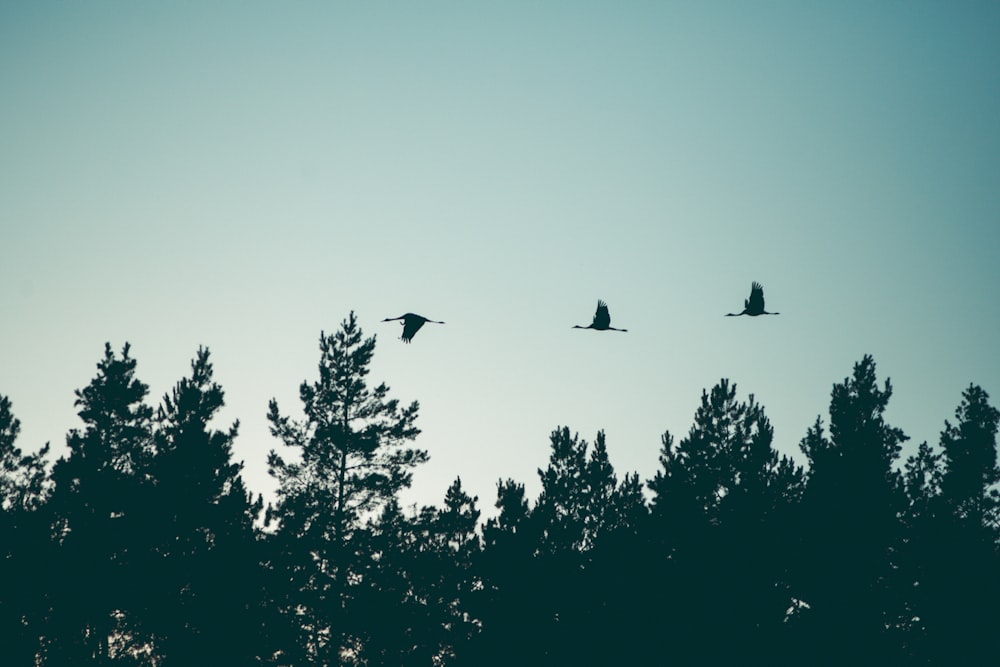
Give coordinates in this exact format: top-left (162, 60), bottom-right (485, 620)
top-left (2, 3), bottom-right (999, 513)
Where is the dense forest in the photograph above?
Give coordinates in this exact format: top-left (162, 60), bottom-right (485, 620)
top-left (2, 312), bottom-right (998, 666)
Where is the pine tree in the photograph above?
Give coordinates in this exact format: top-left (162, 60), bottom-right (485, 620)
top-left (358, 478), bottom-right (482, 665)
top-left (423, 478), bottom-right (483, 663)
top-left (146, 347), bottom-right (265, 666)
top-left (793, 356), bottom-right (907, 664)
top-left (646, 379), bottom-right (803, 664)
top-left (939, 385), bottom-right (1000, 530)
top-left (0, 395), bottom-right (51, 665)
top-left (0, 395), bottom-right (50, 512)
top-left (473, 428), bottom-right (644, 666)
top-left (899, 440), bottom-right (944, 661)
top-left (265, 313), bottom-right (426, 664)
top-left (463, 479), bottom-right (539, 666)
top-left (45, 343), bottom-right (158, 665)
top-left (905, 385), bottom-right (1000, 663)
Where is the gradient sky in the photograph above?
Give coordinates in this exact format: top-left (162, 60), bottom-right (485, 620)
top-left (2, 2), bottom-right (999, 515)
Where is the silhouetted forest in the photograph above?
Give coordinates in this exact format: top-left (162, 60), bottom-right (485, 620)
top-left (2, 312), bottom-right (998, 665)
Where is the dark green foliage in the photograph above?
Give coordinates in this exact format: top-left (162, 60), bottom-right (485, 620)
top-left (145, 347), bottom-right (265, 666)
top-left (45, 343), bottom-right (159, 664)
top-left (939, 385), bottom-right (1000, 528)
top-left (792, 355), bottom-right (909, 664)
top-left (0, 395), bottom-right (51, 665)
top-left (901, 385), bottom-right (1000, 664)
top-left (26, 344), bottom-right (265, 666)
top-left (466, 428), bottom-right (649, 666)
top-left (358, 478), bottom-right (482, 665)
top-left (265, 313), bottom-right (427, 664)
top-left (4, 331), bottom-right (997, 666)
top-left (462, 479), bottom-right (538, 665)
top-left (0, 395), bottom-right (50, 512)
top-left (645, 379), bottom-right (804, 664)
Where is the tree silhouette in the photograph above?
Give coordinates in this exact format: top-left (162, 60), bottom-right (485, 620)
top-left (467, 428), bottom-right (644, 666)
top-left (646, 379), bottom-right (803, 664)
top-left (902, 385), bottom-right (1000, 663)
top-left (792, 355), bottom-right (908, 664)
top-left (462, 479), bottom-right (541, 666)
top-left (144, 347), bottom-right (266, 666)
top-left (0, 395), bottom-right (51, 665)
top-left (5, 332), bottom-right (998, 665)
top-left (265, 313), bottom-right (427, 664)
top-left (45, 343), bottom-right (158, 664)
top-left (358, 478), bottom-right (482, 665)
top-left (939, 385), bottom-right (1000, 529)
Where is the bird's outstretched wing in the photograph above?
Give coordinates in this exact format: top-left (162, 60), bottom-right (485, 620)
top-left (747, 282), bottom-right (765, 312)
top-left (593, 300), bottom-right (611, 329)
top-left (400, 315), bottom-right (426, 343)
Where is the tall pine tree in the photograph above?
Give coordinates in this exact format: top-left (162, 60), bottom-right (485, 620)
top-left (646, 379), bottom-right (803, 664)
top-left (793, 356), bottom-right (907, 664)
top-left (45, 343), bottom-right (158, 665)
top-left (468, 428), bottom-right (644, 666)
top-left (903, 385), bottom-right (1000, 663)
top-left (145, 347), bottom-right (266, 666)
top-left (265, 313), bottom-right (426, 664)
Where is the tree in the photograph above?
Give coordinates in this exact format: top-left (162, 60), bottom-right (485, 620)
top-left (645, 379), bottom-right (803, 664)
top-left (903, 385), bottom-right (1000, 664)
top-left (45, 343), bottom-right (158, 665)
top-left (462, 479), bottom-right (539, 666)
top-left (416, 477), bottom-right (483, 663)
top-left (0, 395), bottom-right (50, 513)
top-left (939, 384), bottom-right (1000, 530)
top-left (145, 347), bottom-right (266, 666)
top-left (358, 478), bottom-right (482, 665)
top-left (265, 313), bottom-right (426, 664)
top-left (0, 395), bottom-right (51, 665)
top-left (466, 428), bottom-right (645, 666)
top-left (792, 355), bottom-right (908, 664)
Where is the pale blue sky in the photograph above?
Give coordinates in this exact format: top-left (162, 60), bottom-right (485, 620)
top-left (2, 2), bottom-right (998, 512)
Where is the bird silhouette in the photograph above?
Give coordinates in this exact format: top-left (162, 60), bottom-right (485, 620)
top-left (573, 300), bottom-right (628, 332)
top-left (382, 313), bottom-right (445, 343)
top-left (726, 282), bottom-right (779, 316)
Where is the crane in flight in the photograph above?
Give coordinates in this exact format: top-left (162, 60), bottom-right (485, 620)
top-left (573, 300), bottom-right (628, 332)
top-left (726, 282), bottom-right (779, 316)
top-left (382, 313), bottom-right (445, 343)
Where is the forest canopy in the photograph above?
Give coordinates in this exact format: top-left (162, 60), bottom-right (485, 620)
top-left (1, 313), bottom-right (998, 665)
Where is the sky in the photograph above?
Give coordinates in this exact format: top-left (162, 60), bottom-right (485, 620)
top-left (2, 2), bottom-right (999, 516)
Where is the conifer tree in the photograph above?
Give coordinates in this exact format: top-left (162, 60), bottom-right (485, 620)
top-left (793, 355), bottom-right (907, 664)
top-left (146, 348), bottom-right (265, 666)
top-left (0, 395), bottom-right (51, 665)
top-left (646, 379), bottom-right (803, 663)
top-left (460, 479), bottom-right (539, 666)
top-left (0, 395), bottom-right (50, 512)
top-left (939, 384), bottom-right (1000, 530)
top-left (904, 385), bottom-right (1000, 663)
top-left (45, 343), bottom-right (158, 664)
top-left (359, 478), bottom-right (482, 665)
top-left (475, 428), bottom-right (644, 666)
top-left (265, 313), bottom-right (426, 664)
top-left (422, 477), bottom-right (482, 663)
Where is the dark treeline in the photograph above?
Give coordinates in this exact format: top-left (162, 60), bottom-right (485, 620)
top-left (2, 312), bottom-right (998, 665)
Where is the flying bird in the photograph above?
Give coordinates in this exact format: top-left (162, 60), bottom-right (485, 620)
top-left (573, 300), bottom-right (628, 332)
top-left (726, 282), bottom-right (779, 316)
top-left (382, 313), bottom-right (445, 343)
